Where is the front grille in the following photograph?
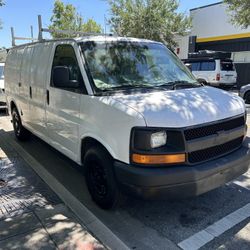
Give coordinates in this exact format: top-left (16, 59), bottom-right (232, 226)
top-left (184, 116), bottom-right (245, 141)
top-left (188, 136), bottom-right (243, 164)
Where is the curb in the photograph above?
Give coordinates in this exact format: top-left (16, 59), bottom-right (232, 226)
top-left (2, 133), bottom-right (130, 250)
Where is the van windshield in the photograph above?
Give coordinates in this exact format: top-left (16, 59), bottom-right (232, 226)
top-left (221, 60), bottom-right (234, 71)
top-left (81, 41), bottom-right (197, 92)
top-left (0, 66), bottom-right (4, 79)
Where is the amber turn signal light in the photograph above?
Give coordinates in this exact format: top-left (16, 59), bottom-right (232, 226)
top-left (132, 153), bottom-right (186, 164)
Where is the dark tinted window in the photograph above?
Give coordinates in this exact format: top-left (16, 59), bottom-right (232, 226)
top-left (190, 62), bottom-right (200, 71)
top-left (51, 45), bottom-right (87, 93)
top-left (200, 61), bottom-right (215, 71)
top-left (221, 61), bottom-right (234, 71)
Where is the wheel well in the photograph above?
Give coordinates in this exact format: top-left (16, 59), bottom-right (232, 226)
top-left (81, 137), bottom-right (112, 164)
top-left (197, 78), bottom-right (207, 84)
top-left (244, 90), bottom-right (250, 99)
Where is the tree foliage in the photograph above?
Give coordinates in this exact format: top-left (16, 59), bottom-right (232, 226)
top-left (49, 0), bottom-right (102, 38)
top-left (224, 0), bottom-right (250, 28)
top-left (107, 0), bottom-right (191, 48)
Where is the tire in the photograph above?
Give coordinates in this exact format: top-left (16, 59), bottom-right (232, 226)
top-left (197, 79), bottom-right (208, 86)
top-left (84, 146), bottom-right (122, 209)
top-left (11, 107), bottom-right (30, 141)
top-left (244, 91), bottom-right (250, 104)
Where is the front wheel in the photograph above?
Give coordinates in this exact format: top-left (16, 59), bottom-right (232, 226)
top-left (12, 107), bottom-right (30, 141)
top-left (84, 146), bottom-right (122, 209)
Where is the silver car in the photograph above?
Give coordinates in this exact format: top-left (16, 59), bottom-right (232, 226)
top-left (239, 84), bottom-right (250, 104)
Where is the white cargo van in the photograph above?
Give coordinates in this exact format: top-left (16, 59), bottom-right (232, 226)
top-left (0, 62), bottom-right (7, 110)
top-left (4, 36), bottom-right (250, 209)
top-left (183, 51), bottom-right (237, 87)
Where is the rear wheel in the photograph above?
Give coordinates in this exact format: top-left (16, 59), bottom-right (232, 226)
top-left (84, 146), bottom-right (122, 209)
top-left (11, 107), bottom-right (30, 141)
top-left (244, 91), bottom-right (250, 104)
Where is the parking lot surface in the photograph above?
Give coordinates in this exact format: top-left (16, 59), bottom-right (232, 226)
top-left (0, 112), bottom-right (249, 250)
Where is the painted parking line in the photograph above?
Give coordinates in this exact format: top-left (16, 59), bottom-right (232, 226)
top-left (178, 203), bottom-right (250, 250)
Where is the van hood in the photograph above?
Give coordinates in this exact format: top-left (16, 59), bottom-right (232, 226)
top-left (110, 86), bottom-right (245, 127)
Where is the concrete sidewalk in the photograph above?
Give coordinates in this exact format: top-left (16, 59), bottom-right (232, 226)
top-left (0, 138), bottom-right (105, 250)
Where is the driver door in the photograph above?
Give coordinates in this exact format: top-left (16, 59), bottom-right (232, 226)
top-left (46, 43), bottom-right (86, 161)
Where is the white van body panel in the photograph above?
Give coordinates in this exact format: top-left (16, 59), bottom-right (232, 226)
top-left (0, 62), bottom-right (5, 105)
top-left (110, 86), bottom-right (245, 128)
top-left (4, 37), bottom-right (246, 166)
top-left (28, 43), bottom-right (54, 138)
top-left (78, 95), bottom-right (146, 163)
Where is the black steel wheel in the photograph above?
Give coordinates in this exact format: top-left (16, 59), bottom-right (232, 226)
top-left (84, 146), bottom-right (122, 209)
top-left (12, 107), bottom-right (30, 141)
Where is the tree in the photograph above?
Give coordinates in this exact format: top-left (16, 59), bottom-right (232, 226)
top-left (224, 0), bottom-right (250, 28)
top-left (49, 0), bottom-right (102, 38)
top-left (83, 19), bottom-right (103, 33)
top-left (107, 0), bottom-right (191, 48)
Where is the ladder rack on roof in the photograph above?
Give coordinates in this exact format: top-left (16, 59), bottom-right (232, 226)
top-left (11, 15), bottom-right (112, 47)
top-left (11, 26), bottom-right (37, 47)
top-left (38, 15), bottom-right (111, 41)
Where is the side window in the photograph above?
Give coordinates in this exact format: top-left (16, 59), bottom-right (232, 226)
top-left (51, 44), bottom-right (87, 94)
top-left (200, 61), bottom-right (215, 71)
top-left (191, 62), bottom-right (200, 71)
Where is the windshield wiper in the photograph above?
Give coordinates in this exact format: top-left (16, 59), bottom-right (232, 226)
top-left (101, 84), bottom-right (157, 92)
top-left (157, 81), bottom-right (202, 90)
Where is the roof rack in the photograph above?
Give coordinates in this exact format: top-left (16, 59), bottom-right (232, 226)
top-left (11, 26), bottom-right (36, 47)
top-left (38, 15), bottom-right (110, 41)
top-left (11, 15), bottom-right (113, 47)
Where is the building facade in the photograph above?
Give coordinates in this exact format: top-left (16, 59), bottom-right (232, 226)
top-left (175, 2), bottom-right (250, 86)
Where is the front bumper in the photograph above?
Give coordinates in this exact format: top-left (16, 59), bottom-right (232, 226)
top-left (114, 142), bottom-right (250, 199)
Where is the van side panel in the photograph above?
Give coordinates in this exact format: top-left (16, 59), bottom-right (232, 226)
top-left (19, 46), bottom-right (35, 123)
top-left (5, 48), bottom-right (24, 110)
top-left (28, 42), bottom-right (53, 137)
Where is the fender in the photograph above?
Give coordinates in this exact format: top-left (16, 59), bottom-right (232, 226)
top-left (78, 133), bottom-right (117, 164)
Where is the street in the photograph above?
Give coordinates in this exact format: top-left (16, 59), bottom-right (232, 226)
top-left (0, 111), bottom-right (250, 250)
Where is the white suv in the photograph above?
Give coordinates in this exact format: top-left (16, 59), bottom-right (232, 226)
top-left (4, 36), bottom-right (250, 209)
top-left (184, 53), bottom-right (237, 87)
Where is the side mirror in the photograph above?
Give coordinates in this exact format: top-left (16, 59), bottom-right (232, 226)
top-left (52, 66), bottom-right (80, 88)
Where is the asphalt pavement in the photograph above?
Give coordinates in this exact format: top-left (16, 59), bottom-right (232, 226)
top-left (0, 111), bottom-right (249, 250)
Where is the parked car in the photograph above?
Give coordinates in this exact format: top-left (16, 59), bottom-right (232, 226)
top-left (4, 36), bottom-right (250, 209)
top-left (0, 62), bottom-right (7, 110)
top-left (239, 84), bottom-right (250, 104)
top-left (183, 51), bottom-right (237, 87)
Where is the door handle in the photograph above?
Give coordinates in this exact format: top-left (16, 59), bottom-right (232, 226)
top-left (29, 86), bottom-right (32, 99)
top-left (46, 90), bottom-right (49, 105)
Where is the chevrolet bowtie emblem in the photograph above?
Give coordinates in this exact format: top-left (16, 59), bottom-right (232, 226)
top-left (215, 130), bottom-right (228, 143)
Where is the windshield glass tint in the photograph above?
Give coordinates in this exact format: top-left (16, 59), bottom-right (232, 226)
top-left (0, 66), bottom-right (4, 79)
top-left (81, 41), bottom-right (197, 91)
top-left (221, 61), bottom-right (234, 71)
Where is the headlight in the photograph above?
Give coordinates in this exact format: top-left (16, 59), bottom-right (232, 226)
top-left (150, 131), bottom-right (167, 148)
top-left (130, 127), bottom-right (185, 165)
